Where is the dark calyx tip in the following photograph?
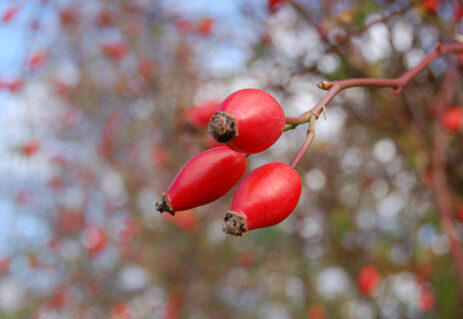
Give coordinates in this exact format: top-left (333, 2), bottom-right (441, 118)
top-left (155, 193), bottom-right (175, 216)
top-left (208, 112), bottom-right (237, 143)
top-left (222, 211), bottom-right (247, 236)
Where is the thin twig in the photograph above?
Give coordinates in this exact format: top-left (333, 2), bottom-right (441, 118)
top-left (344, 1), bottom-right (419, 39)
top-left (290, 115), bottom-right (316, 168)
top-left (285, 43), bottom-right (463, 130)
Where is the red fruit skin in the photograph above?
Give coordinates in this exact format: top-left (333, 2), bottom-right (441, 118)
top-left (458, 206), bottom-right (463, 223)
top-left (207, 136), bottom-right (227, 149)
top-left (441, 106), bottom-right (463, 132)
top-left (2, 6), bottom-right (19, 23)
top-left (455, 3), bottom-right (463, 22)
top-left (164, 146), bottom-right (246, 212)
top-left (111, 303), bottom-right (132, 319)
top-left (215, 89), bottom-right (285, 154)
top-left (307, 304), bottom-right (326, 319)
top-left (422, 0), bottom-right (441, 13)
top-left (85, 227), bottom-right (107, 255)
top-left (418, 288), bottom-right (435, 312)
top-left (357, 265), bottom-right (380, 296)
top-left (163, 210), bottom-right (198, 232)
top-left (21, 140), bottom-right (40, 156)
top-left (0, 257), bottom-right (10, 273)
top-left (231, 162), bottom-right (301, 231)
top-left (185, 100), bottom-right (220, 129)
top-left (268, 0), bottom-right (286, 13)
top-left (197, 17), bottom-right (214, 36)
top-left (28, 51), bottom-right (47, 70)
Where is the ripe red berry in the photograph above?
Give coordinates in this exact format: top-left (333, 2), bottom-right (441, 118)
top-left (223, 162), bottom-right (301, 236)
top-left (455, 2), bottom-right (463, 22)
top-left (175, 17), bottom-right (193, 35)
top-left (422, 0), bottom-right (441, 13)
top-left (111, 303), bottom-right (132, 319)
top-left (0, 257), bottom-right (10, 273)
top-left (307, 304), bottom-right (326, 319)
top-left (59, 7), bottom-right (79, 27)
top-left (27, 51), bottom-right (47, 70)
top-left (197, 17), bottom-right (214, 36)
top-left (3, 78), bottom-right (23, 92)
top-left (102, 40), bottom-right (128, 63)
top-left (417, 288), bottom-right (435, 312)
top-left (163, 209), bottom-right (199, 232)
top-left (96, 10), bottom-right (114, 27)
top-left (84, 226), bottom-right (107, 255)
top-left (458, 206), bottom-right (463, 223)
top-left (441, 106), bottom-right (463, 132)
top-left (21, 140), bottom-right (41, 156)
top-left (209, 89), bottom-right (285, 154)
top-left (268, 0), bottom-right (287, 13)
top-left (207, 136), bottom-right (227, 149)
top-left (156, 146), bottom-right (247, 215)
top-left (2, 6), bottom-right (19, 23)
top-left (357, 265), bottom-right (380, 296)
top-left (184, 100), bottom-right (221, 129)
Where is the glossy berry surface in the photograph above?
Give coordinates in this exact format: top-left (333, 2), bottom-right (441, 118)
top-left (357, 265), bottom-right (380, 296)
top-left (223, 162), bottom-right (301, 235)
top-left (441, 106), bottom-right (463, 132)
top-left (156, 146), bottom-right (246, 215)
top-left (209, 88), bottom-right (285, 154)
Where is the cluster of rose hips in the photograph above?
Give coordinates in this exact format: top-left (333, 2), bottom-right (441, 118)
top-left (156, 88), bottom-right (302, 236)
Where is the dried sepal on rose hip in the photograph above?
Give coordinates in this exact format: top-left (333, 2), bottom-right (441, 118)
top-left (209, 88), bottom-right (286, 154)
top-left (155, 146), bottom-right (246, 215)
top-left (223, 162), bottom-right (302, 236)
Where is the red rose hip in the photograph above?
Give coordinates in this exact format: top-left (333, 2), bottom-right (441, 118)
top-left (441, 106), bottom-right (463, 132)
top-left (155, 146), bottom-right (246, 215)
top-left (183, 100), bottom-right (220, 129)
top-left (223, 162), bottom-right (302, 236)
top-left (209, 89), bottom-right (286, 154)
top-left (357, 265), bottom-right (380, 296)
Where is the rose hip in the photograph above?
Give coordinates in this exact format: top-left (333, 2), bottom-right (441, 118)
top-left (184, 100), bottom-right (220, 129)
top-left (441, 106), bottom-right (463, 132)
top-left (223, 162), bottom-right (301, 236)
top-left (209, 89), bottom-right (286, 154)
top-left (357, 265), bottom-right (380, 296)
top-left (156, 146), bottom-right (246, 215)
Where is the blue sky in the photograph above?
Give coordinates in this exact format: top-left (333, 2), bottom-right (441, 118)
top-left (0, 0), bottom-right (265, 257)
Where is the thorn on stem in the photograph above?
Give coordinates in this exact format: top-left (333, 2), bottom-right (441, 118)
top-left (393, 86), bottom-right (402, 95)
top-left (322, 106), bottom-right (327, 121)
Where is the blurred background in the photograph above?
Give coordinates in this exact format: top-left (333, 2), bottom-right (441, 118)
top-left (1, 0), bottom-right (463, 318)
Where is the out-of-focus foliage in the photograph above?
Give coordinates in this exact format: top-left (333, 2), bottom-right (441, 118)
top-left (0, 0), bottom-right (463, 318)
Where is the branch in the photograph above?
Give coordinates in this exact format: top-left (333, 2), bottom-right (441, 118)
top-left (430, 62), bottom-right (463, 297)
top-left (344, 1), bottom-right (419, 39)
top-left (285, 43), bottom-right (463, 129)
top-left (290, 115), bottom-right (315, 168)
